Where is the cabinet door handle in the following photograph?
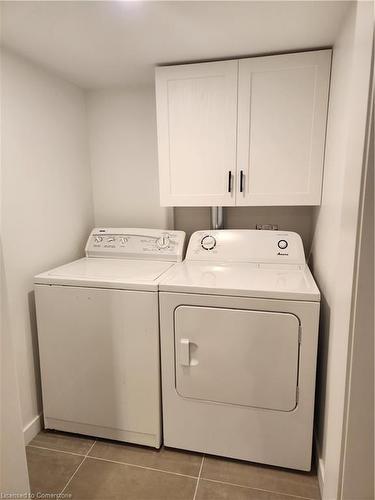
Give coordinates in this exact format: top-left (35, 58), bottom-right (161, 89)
top-left (240, 170), bottom-right (244, 193)
top-left (228, 171), bottom-right (232, 193)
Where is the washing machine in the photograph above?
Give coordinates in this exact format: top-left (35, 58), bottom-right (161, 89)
top-left (159, 229), bottom-right (320, 470)
top-left (34, 227), bottom-right (185, 448)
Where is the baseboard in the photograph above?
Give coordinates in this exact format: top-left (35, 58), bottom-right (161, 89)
top-left (314, 432), bottom-right (325, 497)
top-left (23, 413), bottom-right (42, 445)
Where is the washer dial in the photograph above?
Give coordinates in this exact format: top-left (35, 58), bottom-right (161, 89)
top-left (201, 235), bottom-right (216, 250)
top-left (157, 235), bottom-right (170, 249)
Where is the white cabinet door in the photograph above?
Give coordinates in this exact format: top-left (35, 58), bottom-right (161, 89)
top-left (236, 50), bottom-right (331, 206)
top-left (155, 61), bottom-right (238, 206)
top-left (175, 306), bottom-right (300, 411)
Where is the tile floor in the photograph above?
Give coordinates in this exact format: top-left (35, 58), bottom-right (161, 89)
top-left (26, 431), bottom-right (321, 500)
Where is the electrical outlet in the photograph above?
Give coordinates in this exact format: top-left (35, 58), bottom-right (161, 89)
top-left (256, 224), bottom-right (279, 230)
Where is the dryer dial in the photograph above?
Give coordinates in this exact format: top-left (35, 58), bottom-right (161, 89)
top-left (277, 239), bottom-right (288, 250)
top-left (201, 235), bottom-right (216, 251)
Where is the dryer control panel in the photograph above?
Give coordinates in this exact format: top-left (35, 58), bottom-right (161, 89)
top-left (186, 230), bottom-right (305, 265)
top-left (85, 228), bottom-right (186, 261)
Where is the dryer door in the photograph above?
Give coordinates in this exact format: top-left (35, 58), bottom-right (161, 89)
top-left (174, 306), bottom-right (300, 411)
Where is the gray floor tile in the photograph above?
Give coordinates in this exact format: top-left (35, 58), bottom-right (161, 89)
top-left (89, 440), bottom-right (202, 476)
top-left (26, 446), bottom-right (83, 495)
top-left (196, 480), bottom-right (303, 500)
top-left (30, 430), bottom-right (95, 455)
top-left (201, 456), bottom-right (320, 499)
top-left (65, 457), bottom-right (197, 500)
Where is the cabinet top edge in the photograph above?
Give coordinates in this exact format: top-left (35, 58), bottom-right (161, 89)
top-left (154, 47), bottom-right (332, 73)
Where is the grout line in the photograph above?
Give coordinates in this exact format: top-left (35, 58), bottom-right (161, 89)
top-left (57, 440), bottom-right (97, 499)
top-left (27, 444), bottom-right (85, 457)
top-left (201, 478), bottom-right (318, 500)
top-left (58, 456), bottom-right (86, 499)
top-left (85, 440), bottom-right (97, 457)
top-left (192, 455), bottom-right (204, 500)
top-left (85, 454), bottom-right (200, 480)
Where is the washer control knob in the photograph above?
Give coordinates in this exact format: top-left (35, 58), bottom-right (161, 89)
top-left (94, 236), bottom-right (103, 243)
top-left (278, 239), bottom-right (288, 250)
top-left (201, 235), bottom-right (216, 251)
top-left (157, 236), bottom-right (170, 249)
top-left (107, 237), bottom-right (115, 243)
top-left (119, 237), bottom-right (128, 245)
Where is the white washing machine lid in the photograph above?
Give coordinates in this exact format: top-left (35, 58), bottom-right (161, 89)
top-left (159, 261), bottom-right (320, 302)
top-left (34, 258), bottom-right (175, 291)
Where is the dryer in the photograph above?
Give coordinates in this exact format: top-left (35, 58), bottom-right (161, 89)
top-left (34, 228), bottom-right (185, 448)
top-left (159, 230), bottom-right (320, 470)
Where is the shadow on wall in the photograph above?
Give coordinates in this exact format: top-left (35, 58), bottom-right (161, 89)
top-left (27, 290), bottom-right (43, 413)
top-left (313, 289), bottom-right (331, 453)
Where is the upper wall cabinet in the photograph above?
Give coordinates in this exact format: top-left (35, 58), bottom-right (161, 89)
top-left (155, 50), bottom-right (331, 207)
top-left (155, 60), bottom-right (238, 206)
top-left (236, 51), bottom-right (331, 206)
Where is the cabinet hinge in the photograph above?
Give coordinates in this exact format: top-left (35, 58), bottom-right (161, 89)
top-left (298, 325), bottom-right (302, 344)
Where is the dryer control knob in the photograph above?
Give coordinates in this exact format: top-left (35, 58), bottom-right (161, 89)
top-left (94, 236), bottom-right (103, 243)
top-left (201, 235), bottom-right (216, 251)
top-left (278, 239), bottom-right (288, 250)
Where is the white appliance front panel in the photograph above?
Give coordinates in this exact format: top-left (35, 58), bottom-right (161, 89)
top-left (35, 285), bottom-right (161, 446)
top-left (160, 292), bottom-right (320, 470)
top-left (174, 306), bottom-right (299, 411)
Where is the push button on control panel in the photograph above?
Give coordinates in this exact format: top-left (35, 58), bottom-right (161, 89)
top-left (201, 235), bottom-right (216, 251)
top-left (277, 239), bottom-right (288, 250)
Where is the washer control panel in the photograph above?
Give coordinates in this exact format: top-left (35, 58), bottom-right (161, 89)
top-left (85, 228), bottom-right (186, 261)
top-left (187, 230), bottom-right (305, 265)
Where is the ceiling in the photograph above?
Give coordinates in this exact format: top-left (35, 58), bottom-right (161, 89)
top-left (0, 1), bottom-right (350, 89)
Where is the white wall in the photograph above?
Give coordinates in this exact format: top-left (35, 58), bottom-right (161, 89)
top-left (87, 88), bottom-right (171, 229)
top-left (1, 251), bottom-right (30, 495)
top-left (1, 49), bottom-right (94, 437)
top-left (0, 115), bottom-right (30, 495)
top-left (309, 2), bottom-right (373, 499)
top-left (341, 101), bottom-right (373, 500)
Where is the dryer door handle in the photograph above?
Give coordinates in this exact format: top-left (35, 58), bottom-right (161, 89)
top-left (180, 338), bottom-right (190, 366)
